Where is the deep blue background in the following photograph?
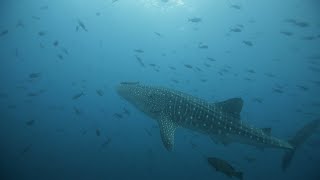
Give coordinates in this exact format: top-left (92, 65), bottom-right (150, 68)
top-left (0, 0), bottom-right (320, 179)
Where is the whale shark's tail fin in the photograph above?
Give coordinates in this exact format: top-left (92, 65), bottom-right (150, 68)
top-left (282, 119), bottom-right (320, 171)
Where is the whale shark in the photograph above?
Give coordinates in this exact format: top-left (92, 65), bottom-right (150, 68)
top-left (116, 82), bottom-right (319, 169)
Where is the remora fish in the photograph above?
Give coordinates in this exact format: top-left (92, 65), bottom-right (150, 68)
top-left (116, 82), bottom-right (319, 168)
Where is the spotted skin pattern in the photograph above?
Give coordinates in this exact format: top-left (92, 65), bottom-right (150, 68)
top-left (116, 82), bottom-right (293, 151)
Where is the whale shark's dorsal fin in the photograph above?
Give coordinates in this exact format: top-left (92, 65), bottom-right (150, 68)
top-left (214, 98), bottom-right (243, 119)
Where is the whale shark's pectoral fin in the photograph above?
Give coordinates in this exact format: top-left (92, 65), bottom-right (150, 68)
top-left (158, 116), bottom-right (177, 151)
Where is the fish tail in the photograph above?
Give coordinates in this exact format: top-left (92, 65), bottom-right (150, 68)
top-left (281, 119), bottom-right (320, 171)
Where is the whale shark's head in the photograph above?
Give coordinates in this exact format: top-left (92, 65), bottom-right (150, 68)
top-left (116, 82), bottom-right (166, 117)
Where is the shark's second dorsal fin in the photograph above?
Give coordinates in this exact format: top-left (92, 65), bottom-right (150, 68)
top-left (214, 98), bottom-right (243, 119)
top-left (261, 128), bottom-right (272, 135)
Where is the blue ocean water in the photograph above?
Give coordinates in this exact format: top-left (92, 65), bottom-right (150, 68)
top-left (0, 0), bottom-right (320, 179)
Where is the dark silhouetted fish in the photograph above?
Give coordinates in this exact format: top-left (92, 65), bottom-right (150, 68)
top-left (198, 43), bottom-right (208, 49)
top-left (96, 89), bottom-right (104, 96)
top-left (60, 47), bottom-right (69, 55)
top-left (144, 128), bottom-right (152, 136)
top-left (184, 64), bottom-right (193, 69)
top-left (16, 20), bottom-right (24, 28)
top-left (302, 36), bottom-right (316, 40)
top-left (230, 28), bottom-right (242, 32)
top-left (73, 106), bottom-right (82, 115)
top-left (77, 19), bottom-right (88, 32)
top-left (230, 4), bottom-right (241, 10)
top-left (113, 113), bottom-right (123, 119)
top-left (135, 55), bottom-right (145, 67)
top-left (273, 88), bottom-right (283, 94)
top-left (207, 57), bottom-right (216, 61)
top-left (123, 107), bottom-right (130, 116)
top-left (40, 5), bottom-right (48, 10)
top-left (154, 32), bottom-right (162, 37)
top-left (169, 66), bottom-right (176, 70)
top-left (29, 72), bottom-right (41, 79)
top-left (296, 85), bottom-right (309, 91)
top-left (112, 0), bottom-right (119, 3)
top-left (208, 157), bottom-right (243, 180)
top-left (32, 16), bottom-right (40, 20)
top-left (246, 69), bottom-right (255, 74)
top-left (101, 137), bottom-right (112, 148)
top-left (280, 31), bottom-right (293, 36)
top-left (204, 63), bottom-right (211, 68)
top-left (20, 144), bottom-right (32, 156)
top-left (134, 49), bottom-right (144, 53)
top-left (0, 30), bottom-right (8, 37)
top-left (242, 40), bottom-right (253, 47)
top-left (57, 54), bottom-right (63, 60)
top-left (72, 92), bottom-right (84, 100)
top-left (53, 40), bottom-right (59, 47)
top-left (26, 120), bottom-right (35, 126)
top-left (38, 31), bottom-right (46, 36)
top-left (171, 79), bottom-right (179, 84)
top-left (96, 129), bottom-right (101, 136)
top-left (252, 97), bottom-right (263, 103)
top-left (188, 17), bottom-right (202, 23)
top-left (284, 19), bottom-right (309, 28)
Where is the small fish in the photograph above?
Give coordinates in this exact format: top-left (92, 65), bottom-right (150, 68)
top-left (16, 20), bottom-right (24, 28)
top-left (113, 113), bottom-right (123, 119)
top-left (144, 128), bottom-right (152, 136)
top-left (295, 21), bottom-right (309, 28)
top-left (29, 73), bottom-right (41, 79)
top-left (198, 43), bottom-right (208, 49)
top-left (60, 47), bottom-right (69, 55)
top-left (188, 17), bottom-right (202, 23)
top-left (96, 89), bottom-right (104, 96)
top-left (184, 64), bottom-right (193, 69)
top-left (242, 40), bottom-right (253, 46)
top-left (296, 85), bottom-right (309, 91)
top-left (57, 54), bottom-right (63, 60)
top-left (171, 79), bottom-right (179, 84)
top-left (96, 12), bottom-right (101, 16)
top-left (73, 106), bottom-right (82, 115)
top-left (96, 129), bottom-right (101, 136)
top-left (112, 0), bottom-right (119, 3)
top-left (134, 49), bottom-right (144, 53)
top-left (135, 55), bottom-right (145, 67)
top-left (230, 5), bottom-right (241, 10)
top-left (72, 92), bottom-right (84, 100)
top-left (230, 28), bottom-right (242, 32)
top-left (273, 88), bottom-right (283, 94)
top-left (169, 66), bottom-right (176, 70)
top-left (302, 36), bottom-right (316, 40)
top-left (252, 98), bottom-right (263, 103)
top-left (32, 16), bottom-right (40, 20)
top-left (203, 63), bottom-right (211, 68)
top-left (38, 31), bottom-right (46, 36)
top-left (40, 5), bottom-right (49, 10)
top-left (20, 144), bottom-right (32, 156)
top-left (0, 30), bottom-right (8, 37)
top-left (154, 32), bottom-right (162, 37)
top-left (26, 120), bottom-right (35, 126)
top-left (208, 157), bottom-right (243, 180)
top-left (77, 19), bottom-right (88, 32)
top-left (280, 31), bottom-right (293, 36)
top-left (207, 57), bottom-right (216, 61)
top-left (123, 107), bottom-right (130, 116)
top-left (101, 137), bottom-right (112, 148)
top-left (246, 69), bottom-right (255, 73)
top-left (53, 40), bottom-right (59, 47)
